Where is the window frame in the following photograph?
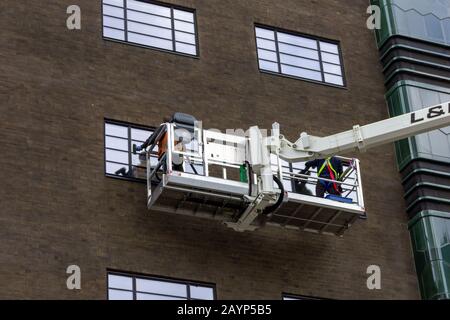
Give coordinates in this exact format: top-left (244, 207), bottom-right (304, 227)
top-left (104, 118), bottom-right (156, 183)
top-left (101, 0), bottom-right (200, 59)
top-left (282, 293), bottom-right (326, 300)
top-left (106, 270), bottom-right (217, 300)
top-left (254, 23), bottom-right (347, 89)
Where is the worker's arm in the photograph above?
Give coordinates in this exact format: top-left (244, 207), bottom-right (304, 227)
top-left (304, 159), bottom-right (317, 171)
top-left (134, 124), bottom-right (167, 153)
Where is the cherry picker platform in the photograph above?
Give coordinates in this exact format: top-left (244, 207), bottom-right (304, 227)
top-left (139, 101), bottom-right (450, 236)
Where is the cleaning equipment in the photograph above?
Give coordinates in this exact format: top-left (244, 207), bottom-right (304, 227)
top-left (143, 101), bottom-right (450, 235)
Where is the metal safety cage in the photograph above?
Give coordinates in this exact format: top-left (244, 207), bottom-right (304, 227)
top-left (145, 123), bottom-right (365, 236)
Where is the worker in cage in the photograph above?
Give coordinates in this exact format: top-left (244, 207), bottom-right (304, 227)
top-left (134, 116), bottom-right (189, 173)
top-left (302, 157), bottom-right (343, 198)
top-left (157, 128), bottom-right (186, 172)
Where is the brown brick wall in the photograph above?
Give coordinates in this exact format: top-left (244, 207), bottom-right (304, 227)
top-left (0, 0), bottom-right (419, 299)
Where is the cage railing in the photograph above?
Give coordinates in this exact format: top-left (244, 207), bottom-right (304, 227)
top-left (146, 123), bottom-right (364, 209)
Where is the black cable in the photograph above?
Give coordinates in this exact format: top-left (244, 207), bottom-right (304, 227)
top-left (244, 161), bottom-right (253, 196)
top-left (189, 162), bottom-right (199, 175)
top-left (262, 175), bottom-right (285, 216)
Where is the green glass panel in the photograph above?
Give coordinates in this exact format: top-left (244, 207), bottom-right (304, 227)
top-left (372, 0), bottom-right (450, 47)
top-left (386, 81), bottom-right (450, 168)
top-left (425, 14), bottom-right (445, 42)
top-left (409, 212), bottom-right (450, 300)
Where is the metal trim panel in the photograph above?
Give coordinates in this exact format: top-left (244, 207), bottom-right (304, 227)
top-left (286, 192), bottom-right (365, 214)
top-left (165, 172), bottom-right (249, 196)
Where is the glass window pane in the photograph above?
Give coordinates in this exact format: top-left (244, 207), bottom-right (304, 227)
top-left (108, 275), bottom-right (133, 290)
top-left (406, 10), bottom-right (426, 39)
top-left (319, 41), bottom-right (339, 54)
top-left (106, 162), bottom-right (128, 175)
top-left (256, 38), bottom-right (276, 51)
top-left (127, 0), bottom-right (171, 17)
top-left (130, 166), bottom-right (146, 179)
top-left (190, 286), bottom-right (214, 300)
top-left (132, 152), bottom-right (147, 166)
top-left (103, 16), bottom-right (125, 30)
top-left (104, 0), bottom-right (124, 6)
top-left (137, 293), bottom-right (186, 300)
top-left (128, 21), bottom-right (172, 39)
top-left (280, 54), bottom-right (320, 70)
top-left (322, 62), bottom-right (342, 75)
top-left (127, 10), bottom-right (172, 29)
top-left (277, 32), bottom-right (317, 49)
top-left (103, 27), bottom-right (125, 41)
top-left (103, 4), bottom-right (125, 18)
top-left (106, 149), bottom-right (129, 164)
top-left (425, 14), bottom-right (444, 41)
top-left (128, 32), bottom-right (173, 50)
top-left (443, 20), bottom-right (450, 44)
top-left (259, 59), bottom-right (279, 72)
top-left (174, 20), bottom-right (195, 34)
top-left (109, 289), bottom-right (133, 300)
top-left (255, 27), bottom-right (275, 40)
top-left (106, 136), bottom-right (128, 151)
top-left (175, 42), bottom-right (196, 55)
top-left (174, 9), bottom-right (194, 23)
top-left (321, 52), bottom-right (340, 64)
top-left (278, 43), bottom-right (319, 60)
top-left (184, 163), bottom-right (204, 175)
top-left (281, 64), bottom-right (322, 81)
top-left (324, 73), bottom-right (343, 86)
top-left (105, 123), bottom-right (128, 138)
top-left (258, 49), bottom-right (278, 62)
top-left (136, 279), bottom-right (187, 297)
top-left (131, 128), bottom-right (152, 142)
top-left (175, 31), bottom-right (196, 45)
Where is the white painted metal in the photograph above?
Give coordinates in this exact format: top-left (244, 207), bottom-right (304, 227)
top-left (279, 101), bottom-right (450, 161)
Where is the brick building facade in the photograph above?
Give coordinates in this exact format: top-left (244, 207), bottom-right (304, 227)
top-left (0, 0), bottom-right (421, 299)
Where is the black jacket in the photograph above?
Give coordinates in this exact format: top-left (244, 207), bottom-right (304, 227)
top-left (304, 157), bottom-right (343, 178)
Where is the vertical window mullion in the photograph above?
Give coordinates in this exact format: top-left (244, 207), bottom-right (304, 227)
top-left (170, 7), bottom-right (176, 52)
top-left (187, 284), bottom-right (191, 300)
top-left (127, 126), bottom-right (132, 175)
top-left (193, 11), bottom-right (199, 56)
top-left (132, 276), bottom-right (137, 300)
top-left (317, 40), bottom-right (324, 82)
top-left (123, 0), bottom-right (128, 42)
top-left (273, 30), bottom-right (282, 73)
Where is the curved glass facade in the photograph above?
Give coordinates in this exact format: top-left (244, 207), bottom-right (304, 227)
top-left (386, 81), bottom-right (450, 169)
top-left (409, 211), bottom-right (450, 300)
top-left (371, 0), bottom-right (450, 300)
top-left (374, 0), bottom-right (450, 47)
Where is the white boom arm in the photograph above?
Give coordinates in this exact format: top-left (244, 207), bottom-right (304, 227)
top-left (276, 101), bottom-right (450, 162)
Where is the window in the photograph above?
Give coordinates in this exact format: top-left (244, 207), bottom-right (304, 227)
top-left (255, 25), bottom-right (345, 87)
top-left (104, 120), bottom-right (155, 181)
top-left (283, 293), bottom-right (322, 300)
top-left (107, 272), bottom-right (216, 300)
top-left (102, 0), bottom-right (198, 56)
